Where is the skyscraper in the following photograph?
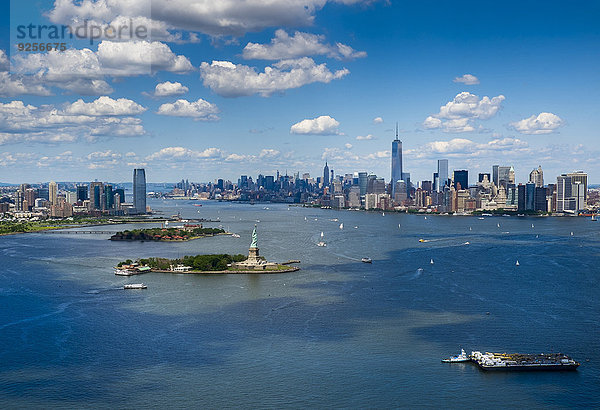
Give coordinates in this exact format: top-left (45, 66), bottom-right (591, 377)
top-left (453, 170), bottom-right (468, 190)
top-left (49, 181), bottom-right (57, 205)
top-left (492, 165), bottom-right (499, 187)
top-left (133, 168), bottom-right (146, 214)
top-left (89, 181), bottom-right (104, 210)
top-left (568, 171), bottom-right (587, 211)
top-left (437, 159), bottom-right (448, 192)
top-left (323, 161), bottom-right (330, 187)
top-left (391, 123), bottom-right (402, 196)
top-left (529, 165), bottom-right (544, 187)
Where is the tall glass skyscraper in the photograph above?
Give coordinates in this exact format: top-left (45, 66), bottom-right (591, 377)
top-left (133, 168), bottom-right (146, 214)
top-left (391, 124), bottom-right (402, 196)
top-left (437, 159), bottom-right (448, 192)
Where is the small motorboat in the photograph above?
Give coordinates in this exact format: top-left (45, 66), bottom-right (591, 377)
top-left (419, 239), bottom-right (426, 243)
top-left (361, 257), bottom-right (372, 263)
top-left (442, 349), bottom-right (470, 363)
top-left (124, 283), bottom-right (147, 290)
top-left (317, 241), bottom-right (327, 247)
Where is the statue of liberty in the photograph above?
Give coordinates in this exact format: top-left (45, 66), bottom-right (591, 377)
top-left (250, 224), bottom-right (258, 248)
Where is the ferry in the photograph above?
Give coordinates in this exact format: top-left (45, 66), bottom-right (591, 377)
top-left (114, 268), bottom-right (136, 276)
top-left (442, 349), bottom-right (470, 363)
top-left (124, 283), bottom-right (147, 290)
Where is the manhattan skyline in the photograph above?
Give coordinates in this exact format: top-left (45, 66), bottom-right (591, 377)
top-left (1, 1), bottom-right (599, 184)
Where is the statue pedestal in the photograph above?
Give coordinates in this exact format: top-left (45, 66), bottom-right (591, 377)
top-left (247, 247), bottom-right (260, 262)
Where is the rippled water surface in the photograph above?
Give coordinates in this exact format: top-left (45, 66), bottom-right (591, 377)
top-left (1, 200), bottom-right (598, 408)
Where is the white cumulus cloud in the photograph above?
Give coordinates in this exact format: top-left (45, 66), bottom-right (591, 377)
top-left (242, 29), bottom-right (366, 60)
top-left (153, 81), bottom-right (189, 97)
top-left (65, 96), bottom-right (146, 116)
top-left (453, 74), bottom-right (480, 85)
top-left (200, 58), bottom-right (349, 97)
top-left (356, 134), bottom-right (375, 140)
top-left (509, 112), bottom-right (564, 135)
top-left (373, 117), bottom-right (383, 124)
top-left (156, 98), bottom-right (219, 121)
top-left (146, 146), bottom-right (224, 161)
top-left (48, 0), bottom-right (370, 37)
top-left (290, 115), bottom-right (341, 135)
top-left (423, 92), bottom-right (505, 133)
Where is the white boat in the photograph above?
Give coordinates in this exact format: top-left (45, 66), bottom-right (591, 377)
top-left (442, 349), bottom-right (470, 363)
top-left (382, 212), bottom-right (385, 216)
top-left (478, 217), bottom-right (485, 220)
top-left (231, 233), bottom-right (240, 238)
top-left (464, 241), bottom-right (470, 245)
top-left (497, 223), bottom-right (500, 228)
top-left (361, 257), bottom-right (372, 263)
top-left (424, 216), bottom-right (427, 220)
top-left (570, 232), bottom-right (574, 236)
top-left (592, 215), bottom-right (597, 221)
top-left (124, 283), bottom-right (147, 289)
top-left (339, 223), bottom-right (344, 230)
top-left (469, 227), bottom-right (472, 231)
top-left (398, 224), bottom-right (401, 229)
top-left (320, 231), bottom-right (324, 238)
top-left (114, 268), bottom-right (136, 276)
top-left (430, 259), bottom-right (434, 264)
top-left (531, 224), bottom-right (534, 228)
top-left (516, 260), bottom-right (520, 266)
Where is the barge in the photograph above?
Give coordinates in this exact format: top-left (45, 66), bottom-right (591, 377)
top-left (470, 351), bottom-right (580, 371)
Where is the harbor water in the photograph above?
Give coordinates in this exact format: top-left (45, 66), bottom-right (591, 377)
top-left (0, 200), bottom-right (598, 408)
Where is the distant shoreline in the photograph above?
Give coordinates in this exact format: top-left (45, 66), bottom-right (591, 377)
top-left (151, 266), bottom-right (300, 274)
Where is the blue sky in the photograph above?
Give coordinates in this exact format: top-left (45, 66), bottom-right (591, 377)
top-left (0, 0), bottom-right (598, 184)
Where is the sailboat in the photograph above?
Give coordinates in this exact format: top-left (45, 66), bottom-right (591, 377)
top-left (531, 223), bottom-right (534, 228)
top-left (497, 223), bottom-right (500, 228)
top-left (424, 216), bottom-right (427, 220)
top-left (317, 231), bottom-right (326, 247)
top-left (398, 224), bottom-right (401, 229)
top-left (382, 212), bottom-right (385, 216)
top-left (592, 215), bottom-right (597, 221)
top-left (469, 227), bottom-right (472, 231)
top-left (430, 259), bottom-right (434, 265)
top-left (304, 216), bottom-right (307, 221)
top-left (516, 260), bottom-right (520, 266)
top-left (339, 223), bottom-right (344, 230)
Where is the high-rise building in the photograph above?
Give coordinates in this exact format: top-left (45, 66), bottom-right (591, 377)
top-left (76, 185), bottom-right (88, 202)
top-left (492, 165), bottom-right (499, 187)
top-left (89, 182), bottom-right (104, 210)
top-left (391, 123), bottom-right (403, 196)
top-left (323, 161), bottom-right (330, 187)
top-left (534, 187), bottom-right (548, 212)
top-left (133, 168), bottom-right (146, 214)
top-left (498, 166), bottom-right (514, 190)
top-left (437, 159), bottom-right (448, 192)
top-left (525, 182), bottom-right (535, 210)
top-left (49, 181), bottom-right (58, 205)
top-left (478, 173), bottom-right (491, 183)
top-left (358, 172), bottom-right (368, 197)
top-left (529, 165), bottom-right (544, 188)
top-left (568, 171), bottom-right (587, 210)
top-left (556, 174), bottom-right (573, 212)
top-left (453, 170), bottom-right (468, 190)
